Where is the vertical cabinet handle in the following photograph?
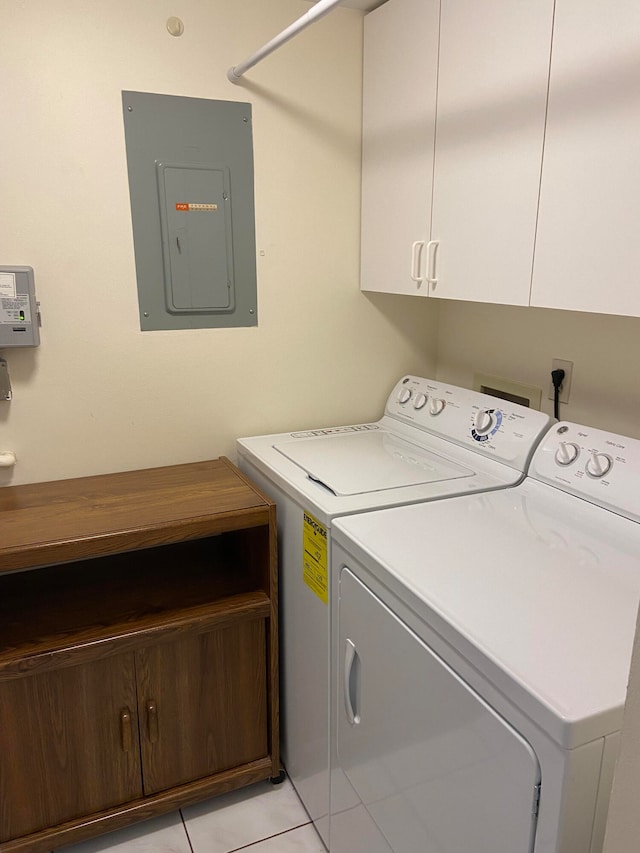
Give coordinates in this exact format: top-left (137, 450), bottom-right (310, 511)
top-left (344, 639), bottom-right (361, 726)
top-left (146, 699), bottom-right (159, 743)
top-left (426, 240), bottom-right (439, 287)
top-left (120, 708), bottom-right (133, 752)
top-left (410, 240), bottom-right (426, 283)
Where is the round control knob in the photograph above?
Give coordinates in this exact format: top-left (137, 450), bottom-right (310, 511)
top-left (413, 392), bottom-right (428, 410)
top-left (428, 397), bottom-right (445, 416)
top-left (585, 452), bottom-right (613, 479)
top-left (398, 388), bottom-right (412, 404)
top-left (473, 409), bottom-right (495, 435)
top-left (555, 441), bottom-right (579, 466)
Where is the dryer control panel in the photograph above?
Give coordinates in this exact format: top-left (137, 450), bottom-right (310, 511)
top-left (385, 376), bottom-right (552, 472)
top-left (530, 422), bottom-right (640, 523)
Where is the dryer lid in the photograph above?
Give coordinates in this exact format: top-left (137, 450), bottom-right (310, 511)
top-left (274, 430), bottom-right (474, 495)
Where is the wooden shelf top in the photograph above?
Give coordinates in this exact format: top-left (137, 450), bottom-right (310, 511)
top-left (0, 458), bottom-right (273, 574)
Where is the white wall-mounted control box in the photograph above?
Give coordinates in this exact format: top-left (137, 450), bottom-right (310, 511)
top-left (0, 266), bottom-right (40, 347)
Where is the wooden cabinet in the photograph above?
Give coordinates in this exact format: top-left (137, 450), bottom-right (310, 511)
top-left (0, 459), bottom-right (279, 853)
top-left (361, 0), bottom-right (553, 305)
top-left (531, 0), bottom-right (640, 316)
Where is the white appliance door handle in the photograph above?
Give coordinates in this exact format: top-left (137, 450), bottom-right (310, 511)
top-left (344, 638), bottom-right (361, 725)
top-left (427, 240), bottom-right (439, 285)
top-left (410, 240), bottom-right (425, 283)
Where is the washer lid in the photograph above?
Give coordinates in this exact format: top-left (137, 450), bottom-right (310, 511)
top-left (274, 430), bottom-right (474, 496)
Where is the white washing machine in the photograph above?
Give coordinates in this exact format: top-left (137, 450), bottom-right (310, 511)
top-left (236, 376), bottom-right (551, 846)
top-left (331, 421), bottom-right (640, 853)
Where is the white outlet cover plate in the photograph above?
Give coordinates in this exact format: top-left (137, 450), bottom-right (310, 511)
top-left (548, 359), bottom-right (573, 403)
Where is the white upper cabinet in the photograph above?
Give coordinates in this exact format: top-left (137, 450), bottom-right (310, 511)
top-left (428, 0), bottom-right (554, 305)
top-left (361, 0), bottom-right (554, 304)
top-left (361, 0), bottom-right (640, 317)
top-left (531, 0), bottom-right (640, 316)
top-left (360, 0), bottom-right (439, 296)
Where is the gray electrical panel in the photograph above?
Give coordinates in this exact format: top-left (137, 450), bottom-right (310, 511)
top-left (122, 91), bottom-right (257, 331)
top-left (0, 266), bottom-right (40, 347)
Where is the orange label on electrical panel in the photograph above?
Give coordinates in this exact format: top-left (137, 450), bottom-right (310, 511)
top-left (175, 203), bottom-right (218, 211)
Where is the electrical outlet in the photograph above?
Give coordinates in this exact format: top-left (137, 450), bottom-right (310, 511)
top-left (548, 358), bottom-right (573, 403)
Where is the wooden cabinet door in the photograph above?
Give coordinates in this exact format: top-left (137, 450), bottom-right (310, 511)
top-left (0, 654), bottom-right (142, 842)
top-left (429, 0), bottom-right (553, 305)
top-left (531, 0), bottom-right (640, 316)
top-left (136, 618), bottom-right (268, 795)
top-left (360, 0), bottom-right (439, 296)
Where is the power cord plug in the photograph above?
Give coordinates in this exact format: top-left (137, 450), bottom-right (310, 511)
top-left (551, 368), bottom-right (565, 420)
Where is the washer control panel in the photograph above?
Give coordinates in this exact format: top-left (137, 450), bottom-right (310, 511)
top-left (386, 376), bottom-right (552, 471)
top-left (531, 422), bottom-right (640, 522)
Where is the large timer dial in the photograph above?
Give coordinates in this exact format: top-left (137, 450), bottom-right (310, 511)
top-left (471, 408), bottom-right (502, 442)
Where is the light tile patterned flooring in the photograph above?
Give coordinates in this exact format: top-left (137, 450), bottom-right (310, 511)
top-left (57, 778), bottom-right (325, 853)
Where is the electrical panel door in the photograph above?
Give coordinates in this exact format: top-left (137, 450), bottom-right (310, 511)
top-left (157, 163), bottom-right (235, 315)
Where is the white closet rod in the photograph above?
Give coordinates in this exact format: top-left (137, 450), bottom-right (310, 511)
top-left (227, 0), bottom-right (343, 83)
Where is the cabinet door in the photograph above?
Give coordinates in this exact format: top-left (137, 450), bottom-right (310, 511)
top-left (332, 568), bottom-right (540, 853)
top-left (531, 0), bottom-right (640, 316)
top-left (360, 0), bottom-right (439, 295)
top-left (429, 0), bottom-right (553, 305)
top-left (0, 654), bottom-right (142, 843)
top-left (136, 618), bottom-right (268, 795)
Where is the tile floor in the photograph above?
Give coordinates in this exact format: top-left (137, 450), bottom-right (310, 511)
top-left (56, 778), bottom-right (325, 853)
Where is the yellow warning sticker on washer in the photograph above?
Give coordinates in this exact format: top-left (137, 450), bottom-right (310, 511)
top-left (303, 511), bottom-right (328, 604)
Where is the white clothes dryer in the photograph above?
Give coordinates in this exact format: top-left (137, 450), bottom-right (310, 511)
top-left (331, 421), bottom-right (640, 853)
top-left (237, 375), bottom-right (551, 846)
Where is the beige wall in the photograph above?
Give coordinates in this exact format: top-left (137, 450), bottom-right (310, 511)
top-left (435, 300), bottom-right (640, 438)
top-left (0, 0), bottom-right (438, 487)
